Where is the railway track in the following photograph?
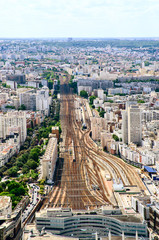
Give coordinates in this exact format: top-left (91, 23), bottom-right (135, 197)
top-left (77, 106), bottom-right (146, 192)
top-left (42, 76), bottom-right (146, 211)
top-left (42, 78), bottom-right (107, 210)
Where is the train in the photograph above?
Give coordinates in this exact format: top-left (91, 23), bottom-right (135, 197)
top-left (69, 140), bottom-right (76, 162)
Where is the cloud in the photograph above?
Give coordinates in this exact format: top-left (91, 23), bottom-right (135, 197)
top-left (0, 0), bottom-right (158, 37)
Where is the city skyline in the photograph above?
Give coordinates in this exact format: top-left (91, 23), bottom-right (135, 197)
top-left (0, 38), bottom-right (159, 239)
top-left (0, 0), bottom-right (159, 38)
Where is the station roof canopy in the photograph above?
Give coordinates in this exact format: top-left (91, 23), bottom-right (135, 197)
top-left (144, 166), bottom-right (157, 174)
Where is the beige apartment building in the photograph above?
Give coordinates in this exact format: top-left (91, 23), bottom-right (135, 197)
top-left (42, 137), bottom-right (58, 181)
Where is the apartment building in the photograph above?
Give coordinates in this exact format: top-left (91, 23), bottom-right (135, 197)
top-left (122, 105), bottom-right (142, 145)
top-left (6, 74), bottom-right (26, 84)
top-left (128, 106), bottom-right (142, 145)
top-left (131, 196), bottom-right (151, 221)
top-left (42, 137), bottom-right (58, 181)
top-left (0, 111), bottom-right (26, 144)
top-left (0, 207), bottom-right (22, 240)
top-left (36, 87), bottom-right (51, 115)
top-left (0, 93), bottom-right (8, 105)
top-left (108, 88), bottom-right (129, 95)
top-left (142, 110), bottom-right (159, 122)
top-left (19, 90), bottom-right (36, 110)
top-left (0, 135), bottom-right (20, 166)
top-left (91, 116), bottom-right (107, 141)
top-left (77, 79), bottom-right (113, 94)
top-left (19, 87), bottom-right (51, 115)
top-left (52, 126), bottom-right (59, 141)
top-left (122, 110), bottom-right (128, 144)
top-left (149, 201), bottom-right (159, 234)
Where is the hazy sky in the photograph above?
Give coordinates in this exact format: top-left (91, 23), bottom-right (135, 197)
top-left (0, 0), bottom-right (159, 38)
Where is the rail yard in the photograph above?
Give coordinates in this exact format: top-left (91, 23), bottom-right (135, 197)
top-left (42, 76), bottom-right (147, 211)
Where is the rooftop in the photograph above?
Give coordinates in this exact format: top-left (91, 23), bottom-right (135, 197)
top-left (23, 224), bottom-right (78, 240)
top-left (144, 166), bottom-right (157, 173)
top-left (36, 208), bottom-right (143, 223)
top-left (114, 215), bottom-right (142, 223)
top-left (43, 137), bottom-right (57, 162)
top-left (0, 196), bottom-right (11, 210)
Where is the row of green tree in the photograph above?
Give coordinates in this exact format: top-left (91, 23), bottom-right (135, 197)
top-left (4, 146), bottom-right (42, 178)
top-left (0, 180), bottom-right (28, 209)
top-left (114, 78), bottom-right (159, 85)
top-left (44, 40), bottom-right (159, 49)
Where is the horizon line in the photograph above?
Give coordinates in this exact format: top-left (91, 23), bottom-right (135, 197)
top-left (0, 37), bottom-right (159, 40)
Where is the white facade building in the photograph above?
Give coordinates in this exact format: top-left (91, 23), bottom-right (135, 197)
top-left (97, 89), bottom-right (104, 100)
top-left (0, 111), bottom-right (26, 143)
top-left (42, 137), bottom-right (58, 180)
top-left (19, 87), bottom-right (51, 115)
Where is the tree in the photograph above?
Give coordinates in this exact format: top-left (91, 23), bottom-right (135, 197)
top-left (69, 78), bottom-right (77, 93)
top-left (27, 128), bottom-right (33, 136)
top-left (8, 181), bottom-right (20, 192)
top-left (137, 100), bottom-right (145, 103)
top-left (0, 185), bottom-right (3, 193)
top-left (18, 104), bottom-right (26, 110)
top-left (55, 121), bottom-right (62, 134)
top-left (0, 166), bottom-right (7, 177)
top-left (113, 134), bottom-right (119, 142)
top-left (99, 110), bottom-right (106, 118)
top-left (5, 105), bottom-right (15, 109)
top-left (80, 90), bottom-right (88, 99)
top-left (16, 160), bottom-right (24, 168)
top-left (2, 83), bottom-right (10, 88)
top-left (26, 159), bottom-right (38, 169)
top-left (31, 147), bottom-right (41, 155)
top-left (39, 139), bottom-right (44, 145)
top-left (54, 114), bottom-right (59, 122)
top-left (18, 153), bottom-right (28, 163)
top-left (97, 107), bottom-right (100, 112)
top-left (16, 186), bottom-right (26, 196)
top-left (28, 149), bottom-right (39, 162)
top-left (22, 165), bottom-right (29, 174)
top-left (8, 167), bottom-right (18, 177)
top-left (105, 100), bottom-right (113, 103)
top-left (31, 120), bottom-right (34, 129)
top-left (144, 61), bottom-right (150, 66)
top-left (48, 80), bottom-right (53, 90)
top-left (30, 170), bottom-right (38, 180)
top-left (89, 95), bottom-right (96, 105)
top-left (39, 179), bottom-right (45, 185)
